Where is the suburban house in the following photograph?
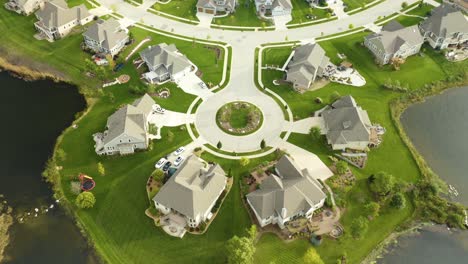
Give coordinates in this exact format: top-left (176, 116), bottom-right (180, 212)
top-left (83, 18), bottom-right (129, 56)
top-left (4, 0), bottom-right (44, 15)
top-left (140, 43), bottom-right (193, 84)
top-left (321, 95), bottom-right (372, 151)
top-left (196, 0), bottom-right (237, 15)
top-left (285, 43), bottom-right (330, 91)
top-left (419, 4), bottom-right (468, 50)
top-left (364, 20), bottom-right (424, 65)
top-left (153, 155), bottom-right (227, 228)
top-left (34, 0), bottom-right (94, 41)
top-left (255, 0), bottom-right (293, 17)
top-left (246, 155), bottom-right (326, 229)
top-left (93, 94), bottom-right (155, 156)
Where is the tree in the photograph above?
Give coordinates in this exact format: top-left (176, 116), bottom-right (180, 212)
top-left (390, 192), bottom-right (406, 209)
top-left (401, 2), bottom-right (408, 8)
top-left (217, 141), bottom-right (222, 149)
top-left (350, 216), bottom-right (368, 240)
top-left (246, 225), bottom-right (257, 243)
top-left (55, 148), bottom-right (67, 162)
top-left (369, 171), bottom-right (395, 196)
top-left (302, 248), bottom-right (324, 264)
top-left (225, 236), bottom-right (255, 264)
top-left (97, 162), bottom-right (105, 176)
top-left (329, 91), bottom-right (341, 103)
top-left (260, 139), bottom-right (266, 149)
top-left (335, 161), bottom-right (348, 175)
top-left (348, 24), bottom-right (354, 29)
top-left (309, 126), bottom-right (321, 140)
top-left (75, 192), bottom-right (96, 209)
top-left (151, 169), bottom-right (165, 181)
top-left (239, 157), bottom-right (250, 167)
top-left (364, 202), bottom-right (380, 218)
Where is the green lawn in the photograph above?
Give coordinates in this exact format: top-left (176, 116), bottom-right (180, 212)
top-left (343, 0), bottom-right (374, 11)
top-left (256, 32), bottom-right (468, 263)
top-left (213, 0), bottom-right (268, 27)
top-left (393, 3), bottom-right (434, 26)
top-left (153, 0), bottom-right (199, 21)
top-left (289, 0), bottom-right (331, 25)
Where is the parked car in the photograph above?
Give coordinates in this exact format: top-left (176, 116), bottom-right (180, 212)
top-left (162, 161), bottom-right (172, 172)
top-left (174, 156), bottom-right (185, 167)
top-left (198, 82), bottom-right (207, 89)
top-left (153, 105), bottom-right (166, 114)
top-left (173, 147), bottom-right (185, 156)
top-left (155, 158), bottom-right (167, 169)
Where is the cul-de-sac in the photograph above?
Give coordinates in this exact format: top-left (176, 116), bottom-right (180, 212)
top-left (1, 0), bottom-right (467, 263)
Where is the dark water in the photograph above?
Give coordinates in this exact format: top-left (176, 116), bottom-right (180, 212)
top-left (0, 71), bottom-right (97, 263)
top-left (380, 86), bottom-right (468, 263)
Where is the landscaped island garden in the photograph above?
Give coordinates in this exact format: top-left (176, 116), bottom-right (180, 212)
top-left (1, 1), bottom-right (467, 264)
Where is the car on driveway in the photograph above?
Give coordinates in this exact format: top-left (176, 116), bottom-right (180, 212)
top-left (173, 147), bottom-right (185, 156)
top-left (198, 82), bottom-right (207, 89)
top-left (162, 161), bottom-right (172, 172)
top-left (174, 156), bottom-right (185, 167)
top-left (152, 104), bottom-right (165, 114)
top-left (155, 158), bottom-right (167, 169)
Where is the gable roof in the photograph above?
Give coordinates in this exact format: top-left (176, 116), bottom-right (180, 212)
top-left (196, 0), bottom-right (236, 9)
top-left (287, 43), bottom-right (330, 87)
top-left (272, 0), bottom-right (292, 10)
top-left (420, 4), bottom-right (468, 38)
top-left (322, 95), bottom-right (372, 146)
top-left (247, 155), bottom-right (326, 220)
top-left (153, 156), bottom-right (227, 219)
top-left (140, 43), bottom-right (192, 76)
top-left (83, 18), bottom-right (128, 51)
top-left (35, 0), bottom-right (91, 28)
top-left (365, 20), bottom-right (424, 55)
top-left (102, 94), bottom-right (155, 145)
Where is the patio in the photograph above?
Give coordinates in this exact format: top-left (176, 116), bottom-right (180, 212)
top-left (160, 213), bottom-right (187, 238)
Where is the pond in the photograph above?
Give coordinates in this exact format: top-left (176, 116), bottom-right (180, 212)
top-left (0, 71), bottom-right (98, 263)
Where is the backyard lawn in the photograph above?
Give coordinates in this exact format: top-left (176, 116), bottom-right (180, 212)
top-left (153, 0), bottom-right (199, 21)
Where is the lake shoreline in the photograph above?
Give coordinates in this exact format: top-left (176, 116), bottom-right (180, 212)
top-left (0, 61), bottom-right (101, 263)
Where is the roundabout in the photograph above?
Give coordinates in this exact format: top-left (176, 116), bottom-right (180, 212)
top-left (216, 101), bottom-right (263, 136)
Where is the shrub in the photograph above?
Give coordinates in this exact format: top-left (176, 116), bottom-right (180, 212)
top-left (390, 192), bottom-right (406, 209)
top-left (369, 171), bottom-right (395, 197)
top-left (364, 201), bottom-right (380, 218)
top-left (350, 216), bottom-right (368, 240)
top-left (335, 161), bottom-right (348, 175)
top-left (70, 181), bottom-right (82, 195)
top-left (75, 192), bottom-right (96, 209)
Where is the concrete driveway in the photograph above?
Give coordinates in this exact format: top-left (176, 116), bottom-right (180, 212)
top-left (291, 117), bottom-right (325, 134)
top-left (175, 72), bottom-right (213, 99)
top-left (273, 14), bottom-right (292, 31)
top-left (148, 110), bottom-right (194, 127)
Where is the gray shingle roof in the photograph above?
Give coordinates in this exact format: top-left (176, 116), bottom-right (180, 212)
top-left (365, 20), bottom-right (424, 55)
top-left (272, 0), bottom-right (292, 9)
top-left (102, 94), bottom-right (155, 145)
top-left (140, 43), bottom-right (191, 77)
top-left (247, 155), bottom-right (326, 220)
top-left (196, 0), bottom-right (236, 9)
top-left (83, 18), bottom-right (128, 51)
top-left (286, 43), bottom-right (330, 88)
top-left (323, 95), bottom-right (372, 146)
top-left (420, 4), bottom-right (468, 38)
top-left (153, 156), bottom-right (227, 219)
top-left (35, 0), bottom-right (91, 29)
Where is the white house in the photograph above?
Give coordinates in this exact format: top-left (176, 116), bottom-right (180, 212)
top-left (255, 0), bottom-right (292, 17)
top-left (4, 0), bottom-right (44, 16)
top-left (34, 0), bottom-right (94, 41)
top-left (139, 43), bottom-right (193, 84)
top-left (419, 4), bottom-right (468, 50)
top-left (93, 94), bottom-right (155, 156)
top-left (246, 155), bottom-right (326, 229)
top-left (153, 156), bottom-right (227, 228)
top-left (83, 18), bottom-right (129, 56)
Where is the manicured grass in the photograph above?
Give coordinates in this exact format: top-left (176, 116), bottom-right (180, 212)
top-left (67, 0), bottom-right (93, 9)
top-left (153, 0), bottom-right (199, 21)
top-left (289, 0), bottom-right (331, 25)
top-left (229, 107), bottom-right (250, 128)
top-left (343, 0), bottom-right (374, 11)
top-left (256, 31), bottom-right (468, 263)
top-left (213, 0), bottom-right (268, 27)
top-left (393, 3), bottom-right (434, 26)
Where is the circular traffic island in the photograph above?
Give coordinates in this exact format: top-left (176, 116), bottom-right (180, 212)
top-left (216, 102), bottom-right (263, 136)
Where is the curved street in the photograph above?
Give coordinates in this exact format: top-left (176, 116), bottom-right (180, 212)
top-left (95, 0), bottom-right (419, 153)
